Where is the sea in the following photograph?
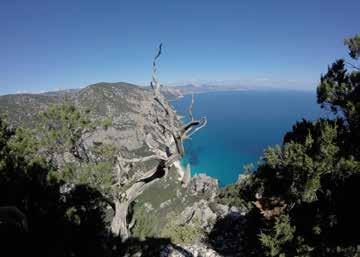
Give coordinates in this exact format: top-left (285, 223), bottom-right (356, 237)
top-left (172, 90), bottom-right (326, 186)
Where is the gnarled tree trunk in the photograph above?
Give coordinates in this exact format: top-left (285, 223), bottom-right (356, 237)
top-left (110, 44), bottom-right (206, 239)
top-left (110, 200), bottom-right (129, 239)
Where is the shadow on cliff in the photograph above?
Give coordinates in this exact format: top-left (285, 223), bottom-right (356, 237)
top-left (0, 176), bottom-right (193, 257)
top-left (0, 127), bottom-right (192, 256)
top-left (0, 180), bottom-right (109, 257)
top-left (112, 237), bottom-right (195, 257)
top-left (206, 209), bottom-right (264, 257)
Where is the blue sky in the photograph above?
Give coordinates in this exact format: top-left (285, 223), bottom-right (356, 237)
top-left (0, 0), bottom-right (359, 94)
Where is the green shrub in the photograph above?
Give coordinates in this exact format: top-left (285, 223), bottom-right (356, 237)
top-left (131, 204), bottom-right (157, 239)
top-left (160, 212), bottom-right (203, 244)
top-left (100, 118), bottom-right (112, 130)
top-left (259, 215), bottom-right (295, 257)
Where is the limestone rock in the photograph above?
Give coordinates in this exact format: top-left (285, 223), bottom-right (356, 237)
top-left (179, 200), bottom-right (217, 233)
top-left (160, 243), bottom-right (223, 257)
top-left (188, 173), bottom-right (219, 197)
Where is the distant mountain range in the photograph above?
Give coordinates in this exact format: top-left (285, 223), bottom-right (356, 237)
top-left (0, 80), bottom-right (302, 127)
top-left (0, 80), bottom-right (254, 149)
top-left (0, 82), bottom-right (154, 130)
top-left (165, 83), bottom-right (249, 97)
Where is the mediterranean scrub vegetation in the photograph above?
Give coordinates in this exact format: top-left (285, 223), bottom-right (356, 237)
top-left (0, 45), bottom-right (207, 256)
top-left (0, 34), bottom-right (359, 256)
top-left (215, 34), bottom-right (360, 256)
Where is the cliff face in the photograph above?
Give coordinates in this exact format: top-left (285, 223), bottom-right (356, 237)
top-left (3, 85), bottom-right (165, 160)
top-left (0, 82), bottom-right (238, 256)
top-left (0, 82), bottom-right (153, 150)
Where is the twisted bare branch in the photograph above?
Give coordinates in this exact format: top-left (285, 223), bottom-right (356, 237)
top-left (111, 44), bottom-right (207, 238)
top-left (345, 60), bottom-right (360, 70)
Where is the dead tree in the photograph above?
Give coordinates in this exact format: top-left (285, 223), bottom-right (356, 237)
top-left (110, 44), bottom-right (207, 239)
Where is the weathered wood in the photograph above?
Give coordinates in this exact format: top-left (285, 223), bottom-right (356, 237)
top-left (110, 44), bottom-right (207, 239)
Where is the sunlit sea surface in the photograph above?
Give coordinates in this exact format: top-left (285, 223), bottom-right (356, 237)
top-left (172, 90), bottom-right (326, 186)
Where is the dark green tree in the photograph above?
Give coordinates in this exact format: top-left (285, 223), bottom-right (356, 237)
top-left (0, 117), bottom-right (111, 257)
top-left (214, 34), bottom-right (360, 257)
top-left (344, 34), bottom-right (360, 59)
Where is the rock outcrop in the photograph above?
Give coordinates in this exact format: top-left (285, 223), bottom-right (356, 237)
top-left (0, 82), bottom-right (235, 256)
top-left (178, 199), bottom-right (217, 233)
top-left (188, 173), bottom-right (219, 198)
top-left (160, 243), bottom-right (222, 257)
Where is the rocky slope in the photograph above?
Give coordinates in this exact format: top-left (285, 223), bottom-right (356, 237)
top-left (0, 82), bottom-right (245, 256)
top-left (0, 82), bottom-right (161, 151)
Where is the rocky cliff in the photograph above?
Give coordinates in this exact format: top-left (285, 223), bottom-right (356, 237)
top-left (0, 82), bottom-right (245, 256)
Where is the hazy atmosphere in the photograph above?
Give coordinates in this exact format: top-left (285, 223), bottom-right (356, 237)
top-left (1, 0), bottom-right (360, 94)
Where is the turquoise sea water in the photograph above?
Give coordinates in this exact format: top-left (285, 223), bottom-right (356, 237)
top-left (172, 90), bottom-right (326, 186)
